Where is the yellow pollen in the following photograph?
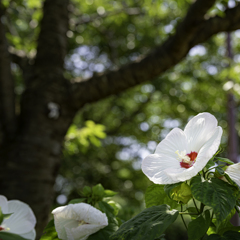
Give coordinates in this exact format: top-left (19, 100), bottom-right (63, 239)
top-left (175, 150), bottom-right (191, 164)
top-left (78, 220), bottom-right (87, 226)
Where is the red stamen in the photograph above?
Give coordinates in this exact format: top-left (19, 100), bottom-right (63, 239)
top-left (180, 151), bottom-right (198, 169)
top-left (180, 162), bottom-right (191, 169)
top-left (0, 227), bottom-right (4, 231)
top-left (187, 151), bottom-right (198, 161)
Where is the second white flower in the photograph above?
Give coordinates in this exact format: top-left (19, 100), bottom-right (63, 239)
top-left (52, 202), bottom-right (108, 240)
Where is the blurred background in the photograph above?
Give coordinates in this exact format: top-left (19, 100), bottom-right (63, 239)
top-left (4, 0), bottom-right (240, 238)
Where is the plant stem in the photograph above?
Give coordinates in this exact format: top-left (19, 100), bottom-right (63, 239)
top-left (181, 205), bottom-right (188, 231)
top-left (235, 206), bottom-right (240, 213)
top-left (179, 212), bottom-right (198, 215)
top-left (211, 210), bottom-right (214, 221)
top-left (200, 203), bottom-right (205, 213)
top-left (193, 198), bottom-right (200, 214)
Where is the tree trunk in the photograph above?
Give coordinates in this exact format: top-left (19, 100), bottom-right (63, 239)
top-left (0, 85), bottom-right (76, 237)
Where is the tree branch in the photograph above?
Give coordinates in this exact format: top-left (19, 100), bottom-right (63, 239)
top-left (0, 5), bottom-right (16, 143)
top-left (190, 4), bottom-right (240, 47)
top-left (71, 0), bottom-right (218, 107)
top-left (74, 7), bottom-right (142, 25)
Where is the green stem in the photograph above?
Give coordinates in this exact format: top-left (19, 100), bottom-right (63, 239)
top-left (206, 172), bottom-right (214, 179)
top-left (235, 206), bottom-right (240, 213)
top-left (179, 212), bottom-right (198, 215)
top-left (205, 164), bottom-right (225, 174)
top-left (181, 205), bottom-right (188, 231)
top-left (200, 203), bottom-right (205, 213)
top-left (193, 198), bottom-right (200, 214)
top-left (211, 210), bottom-right (214, 221)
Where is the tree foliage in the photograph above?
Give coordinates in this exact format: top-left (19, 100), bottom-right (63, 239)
top-left (1, 0), bottom-right (240, 238)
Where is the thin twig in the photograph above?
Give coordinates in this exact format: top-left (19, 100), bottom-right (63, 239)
top-left (181, 205), bottom-right (188, 231)
top-left (193, 198), bottom-right (200, 214)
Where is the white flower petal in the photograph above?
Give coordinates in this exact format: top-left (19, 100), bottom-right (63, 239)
top-left (71, 224), bottom-right (105, 240)
top-left (52, 206), bottom-right (66, 215)
top-left (142, 128), bottom-right (190, 184)
top-left (52, 205), bottom-right (77, 240)
top-left (3, 200), bottom-right (36, 235)
top-left (52, 203), bottom-right (108, 240)
top-left (71, 203), bottom-right (108, 226)
top-left (225, 163), bottom-right (240, 186)
top-left (142, 154), bottom-right (182, 184)
top-left (20, 229), bottom-right (36, 240)
top-left (0, 195), bottom-right (8, 213)
top-left (155, 128), bottom-right (189, 157)
top-left (169, 126), bottom-right (222, 182)
top-left (65, 227), bottom-right (75, 240)
top-left (184, 112), bottom-right (218, 152)
top-left (193, 126), bottom-right (223, 170)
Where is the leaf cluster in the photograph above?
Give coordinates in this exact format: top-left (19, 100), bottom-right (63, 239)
top-left (110, 156), bottom-right (240, 240)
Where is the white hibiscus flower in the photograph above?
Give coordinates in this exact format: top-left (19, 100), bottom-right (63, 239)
top-left (52, 203), bottom-right (108, 240)
top-left (0, 195), bottom-right (36, 240)
top-left (223, 163), bottom-right (240, 187)
top-left (142, 112), bottom-right (223, 184)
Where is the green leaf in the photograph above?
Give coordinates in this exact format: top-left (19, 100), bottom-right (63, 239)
top-left (40, 219), bottom-right (60, 240)
top-left (205, 160), bottom-right (215, 169)
top-left (188, 210), bottom-right (211, 240)
top-left (207, 208), bottom-right (237, 236)
top-left (110, 205), bottom-right (179, 240)
top-left (171, 182), bottom-right (192, 204)
top-left (0, 207), bottom-right (3, 224)
top-left (107, 201), bottom-right (121, 216)
top-left (187, 207), bottom-right (199, 215)
top-left (145, 184), bottom-right (178, 209)
top-left (218, 226), bottom-right (240, 236)
top-left (104, 190), bottom-right (118, 197)
top-left (88, 201), bottom-right (118, 240)
top-left (223, 173), bottom-right (240, 191)
top-left (3, 213), bottom-right (13, 219)
top-left (2, 0), bottom-right (10, 7)
top-left (164, 182), bottom-right (192, 204)
top-left (98, 201), bottom-right (115, 218)
top-left (87, 221), bottom-right (118, 240)
top-left (215, 166), bottom-right (224, 176)
top-left (215, 157), bottom-right (234, 165)
top-left (208, 209), bottom-right (240, 236)
top-left (68, 198), bottom-right (86, 204)
top-left (26, 0), bottom-right (42, 8)
top-left (190, 176), bottom-right (237, 221)
top-left (207, 231), bottom-right (240, 240)
top-left (164, 182), bottom-right (182, 199)
top-left (0, 232), bottom-right (29, 240)
top-left (216, 208), bottom-right (236, 233)
top-left (98, 201), bottom-right (119, 231)
top-left (92, 184), bottom-right (105, 199)
top-left (82, 186), bottom-right (92, 197)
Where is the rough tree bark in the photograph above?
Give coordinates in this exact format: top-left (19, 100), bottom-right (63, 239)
top-left (0, 0), bottom-right (240, 238)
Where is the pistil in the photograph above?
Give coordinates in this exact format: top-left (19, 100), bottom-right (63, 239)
top-left (176, 150), bottom-right (198, 169)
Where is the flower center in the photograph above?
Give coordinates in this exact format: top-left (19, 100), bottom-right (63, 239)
top-left (176, 150), bottom-right (198, 169)
top-left (78, 220), bottom-right (88, 226)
